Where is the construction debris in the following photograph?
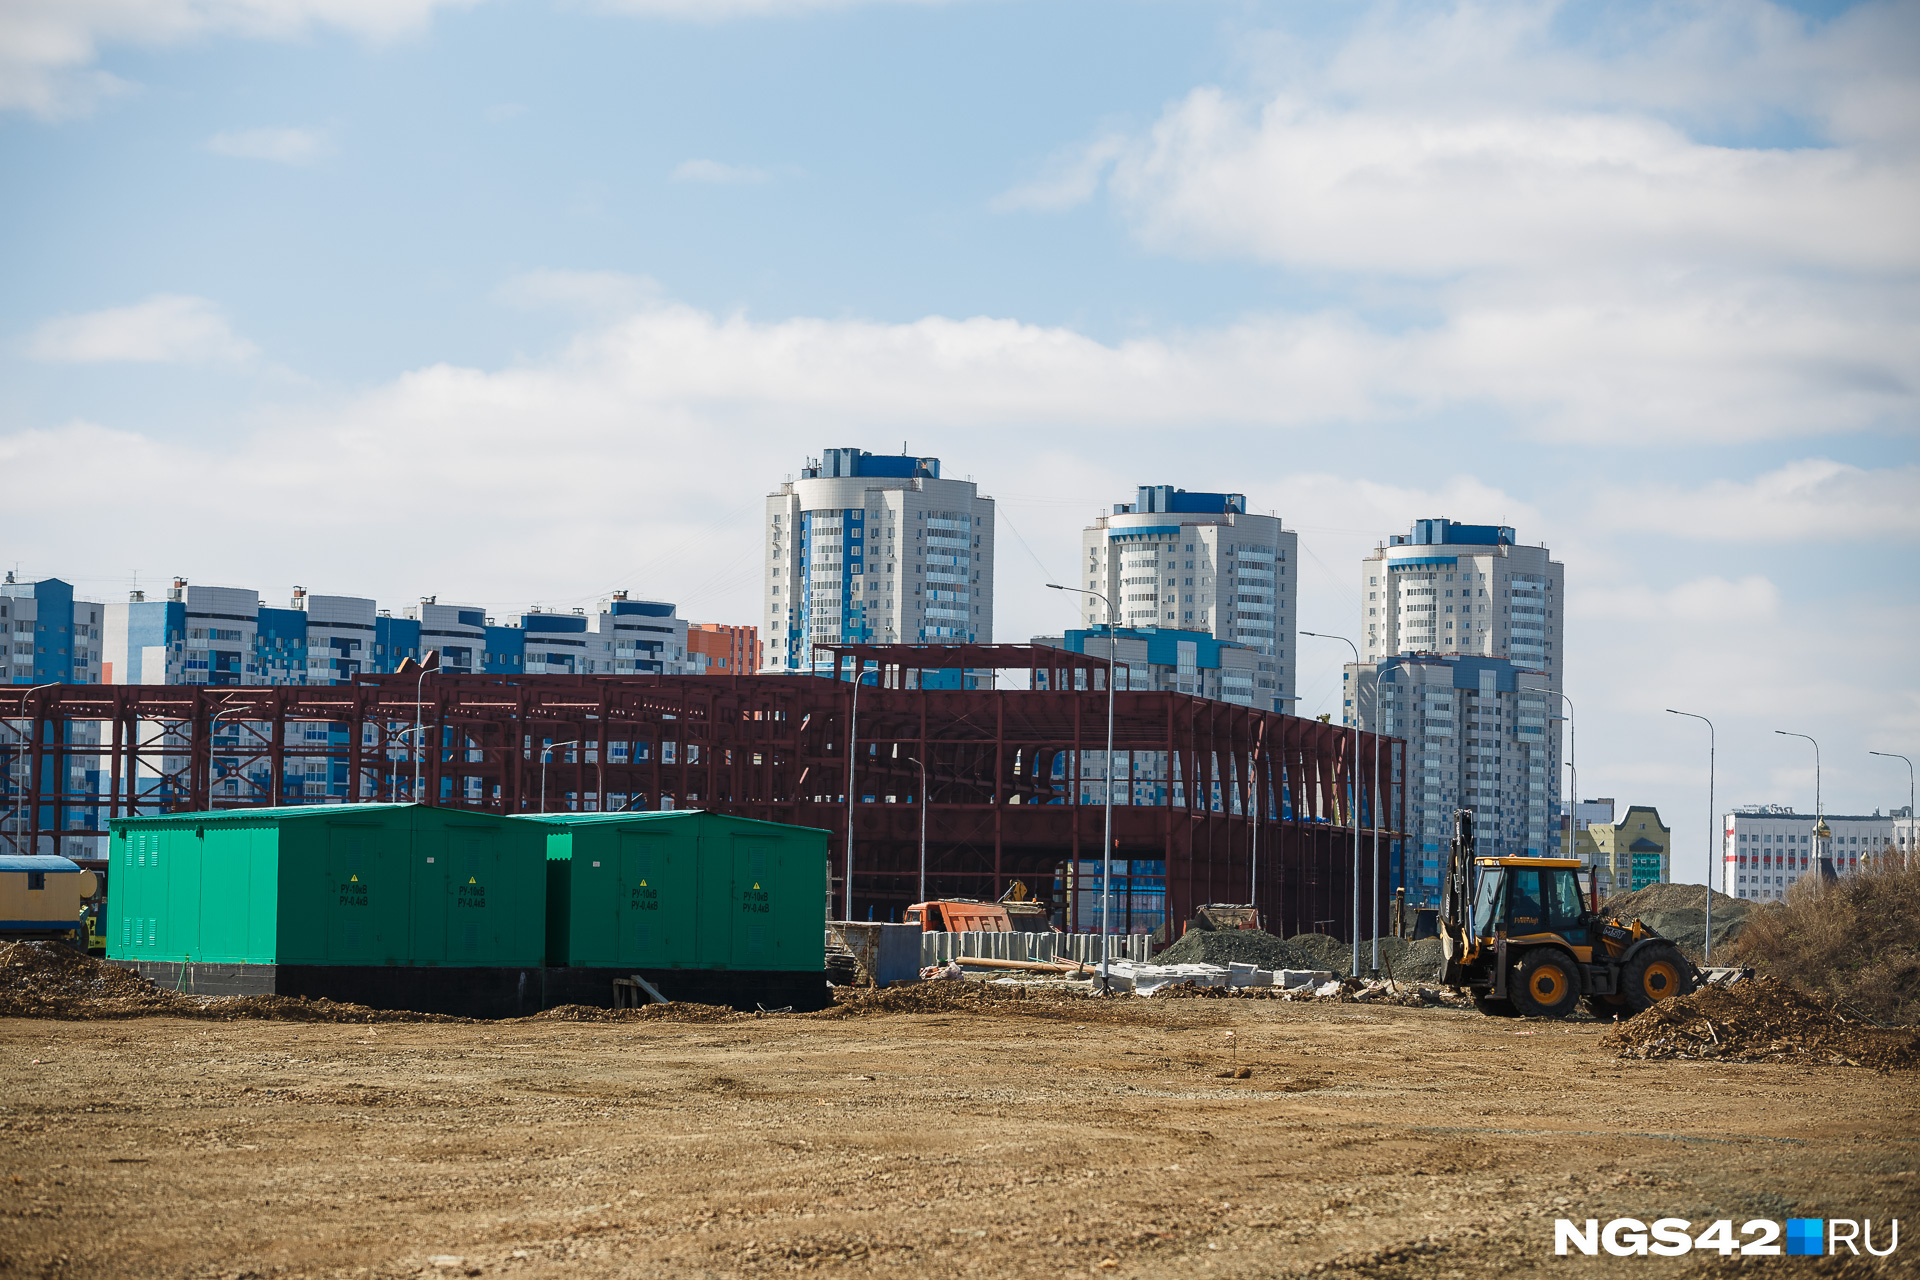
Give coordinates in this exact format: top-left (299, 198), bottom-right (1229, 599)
top-left (1601, 975), bottom-right (1920, 1070)
top-left (1155, 927), bottom-right (1447, 982)
top-left (0, 941), bottom-right (761, 1025)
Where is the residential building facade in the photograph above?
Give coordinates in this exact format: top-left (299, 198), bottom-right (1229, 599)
top-left (1031, 626), bottom-right (1275, 708)
top-left (1723, 806), bottom-right (1908, 901)
top-left (2, 574), bottom-right (104, 686)
top-left (1344, 653), bottom-right (1555, 901)
top-left (763, 448), bottom-right (995, 672)
top-left (1, 576), bottom-right (105, 857)
top-left (101, 581), bottom-right (695, 686)
top-left (689, 622), bottom-right (757, 675)
top-left (1360, 519), bottom-right (1564, 676)
top-left (1077, 486), bottom-right (1297, 710)
top-left (1556, 797), bottom-right (1617, 858)
top-left (1574, 804), bottom-right (1671, 897)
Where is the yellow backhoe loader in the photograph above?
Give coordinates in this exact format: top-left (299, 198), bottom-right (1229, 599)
top-left (1438, 810), bottom-right (1699, 1018)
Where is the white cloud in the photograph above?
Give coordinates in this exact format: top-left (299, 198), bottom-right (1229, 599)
top-left (991, 1), bottom-right (1920, 447)
top-left (1598, 459), bottom-right (1920, 542)
top-left (25, 295), bottom-right (256, 365)
top-left (670, 159), bottom-right (773, 185)
top-left (1108, 91), bottom-right (1919, 276)
top-left (0, 0), bottom-right (476, 119)
top-left (206, 126), bottom-right (331, 164)
top-left (991, 135), bottom-right (1125, 213)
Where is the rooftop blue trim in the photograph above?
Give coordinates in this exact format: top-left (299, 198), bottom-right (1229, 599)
top-left (804, 447), bottom-right (940, 480)
top-left (1385, 555), bottom-right (1458, 568)
top-left (1129, 486), bottom-right (1245, 515)
top-left (1059, 626), bottom-right (1241, 670)
top-left (611, 599), bottom-right (676, 618)
top-left (1107, 525), bottom-right (1183, 540)
top-left (1376, 653), bottom-right (1532, 692)
top-left (1389, 518), bottom-right (1515, 548)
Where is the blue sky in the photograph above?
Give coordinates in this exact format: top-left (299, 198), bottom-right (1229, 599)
top-left (3, 0), bottom-right (1917, 881)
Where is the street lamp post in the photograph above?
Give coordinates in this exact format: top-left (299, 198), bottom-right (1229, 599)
top-left (1541, 692), bottom-right (1576, 867)
top-left (1868, 751), bottom-right (1913, 869)
top-left (1048, 583), bottom-right (1116, 992)
top-left (541, 740), bottom-right (581, 814)
top-left (1301, 631), bottom-right (1363, 978)
top-left (1775, 731), bottom-right (1822, 871)
top-left (844, 656), bottom-right (864, 921)
top-left (907, 755), bottom-right (928, 904)
top-left (413, 650), bottom-right (439, 804)
top-left (1667, 709), bottom-right (1716, 965)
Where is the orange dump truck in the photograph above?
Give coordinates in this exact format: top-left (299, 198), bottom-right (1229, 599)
top-left (905, 900), bottom-right (1012, 932)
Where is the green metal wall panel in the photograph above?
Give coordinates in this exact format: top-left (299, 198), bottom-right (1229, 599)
top-left (108, 805), bottom-right (543, 968)
top-left (523, 812), bottom-right (826, 972)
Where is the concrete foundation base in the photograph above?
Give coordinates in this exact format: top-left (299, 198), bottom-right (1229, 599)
top-left (115, 961), bottom-right (831, 1018)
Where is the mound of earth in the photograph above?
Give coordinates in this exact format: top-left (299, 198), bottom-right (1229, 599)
top-left (1601, 976), bottom-right (1919, 1070)
top-left (1601, 884), bottom-right (1750, 960)
top-left (1155, 927), bottom-right (1302, 969)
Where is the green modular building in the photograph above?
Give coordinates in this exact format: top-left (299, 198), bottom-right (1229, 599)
top-left (522, 810), bottom-right (828, 973)
top-left (108, 804), bottom-right (546, 968)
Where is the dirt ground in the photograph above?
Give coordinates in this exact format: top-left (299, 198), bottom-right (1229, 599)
top-left (3, 998), bottom-right (1916, 1280)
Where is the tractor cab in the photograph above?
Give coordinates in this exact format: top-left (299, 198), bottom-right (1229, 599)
top-left (1469, 858), bottom-right (1593, 946)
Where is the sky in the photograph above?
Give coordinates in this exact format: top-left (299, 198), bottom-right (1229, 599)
top-left (2, 0), bottom-right (1916, 883)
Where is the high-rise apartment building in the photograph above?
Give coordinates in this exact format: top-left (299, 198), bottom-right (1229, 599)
top-left (1348, 519), bottom-right (1567, 901)
top-left (763, 448), bottom-right (995, 672)
top-left (1344, 654), bottom-right (1555, 900)
top-left (1077, 487), bottom-right (1297, 710)
top-left (1360, 519), bottom-right (1564, 673)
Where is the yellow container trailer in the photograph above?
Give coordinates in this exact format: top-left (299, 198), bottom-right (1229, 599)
top-left (0, 855), bottom-right (98, 945)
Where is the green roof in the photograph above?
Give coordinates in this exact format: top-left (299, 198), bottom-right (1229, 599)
top-left (110, 803), bottom-right (416, 828)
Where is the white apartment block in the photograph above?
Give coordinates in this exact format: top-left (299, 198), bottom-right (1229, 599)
top-left (1361, 519), bottom-right (1564, 681)
top-left (764, 448), bottom-right (995, 673)
top-left (1346, 654), bottom-right (1555, 901)
top-left (1723, 805), bottom-right (1912, 902)
top-left (1078, 487), bottom-right (1297, 710)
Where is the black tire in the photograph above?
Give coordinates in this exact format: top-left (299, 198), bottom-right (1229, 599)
top-left (1511, 949), bottom-right (1582, 1019)
top-left (1472, 990), bottom-right (1519, 1017)
top-left (1620, 943), bottom-right (1696, 1014)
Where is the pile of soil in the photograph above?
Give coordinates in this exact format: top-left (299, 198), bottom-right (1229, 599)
top-left (0, 938), bottom-right (166, 1015)
top-left (1601, 883), bottom-right (1750, 960)
top-left (1601, 976), bottom-right (1920, 1070)
top-left (1155, 928), bottom-right (1320, 969)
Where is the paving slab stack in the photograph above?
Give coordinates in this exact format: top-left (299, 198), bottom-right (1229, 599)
top-left (919, 931), bottom-right (1149, 966)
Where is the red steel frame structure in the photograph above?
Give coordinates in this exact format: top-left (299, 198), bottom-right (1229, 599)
top-left (2, 645), bottom-right (1402, 941)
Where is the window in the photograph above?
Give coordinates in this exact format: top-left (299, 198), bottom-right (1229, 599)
top-left (27, 872), bottom-right (45, 891)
